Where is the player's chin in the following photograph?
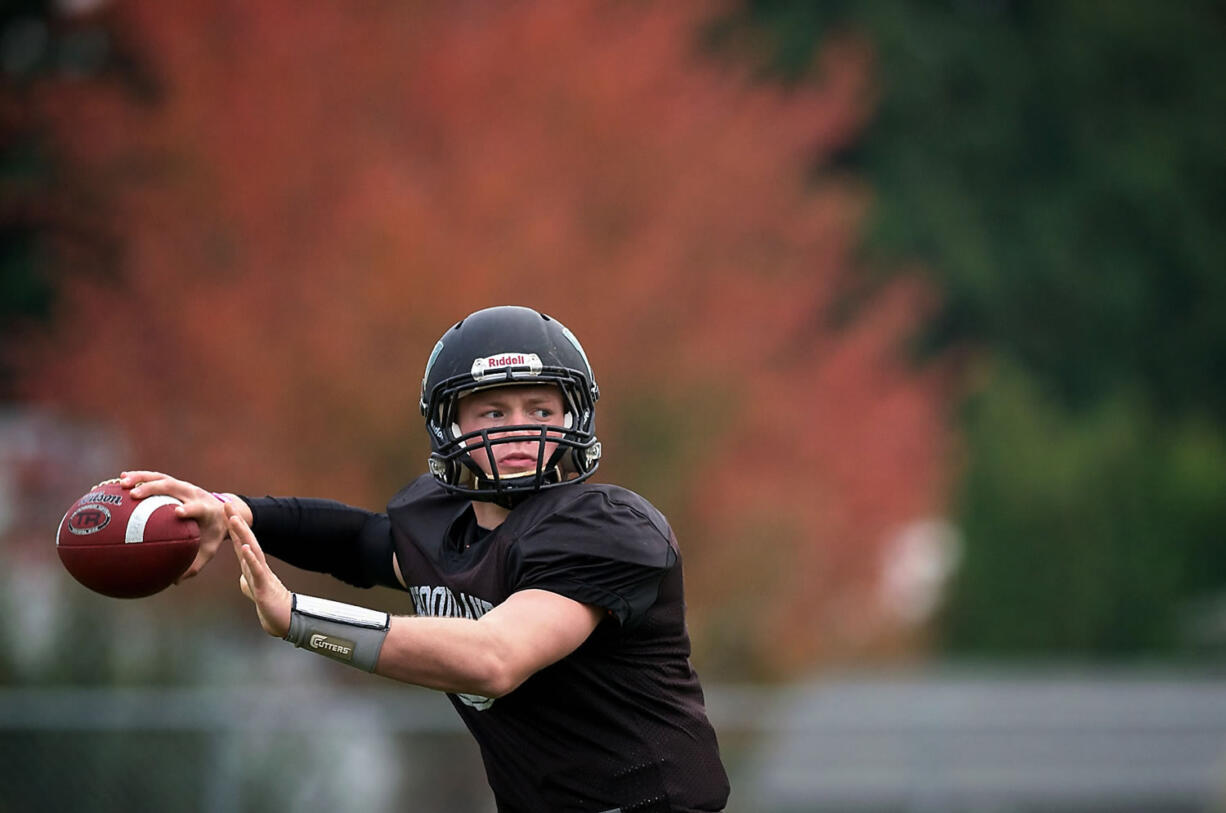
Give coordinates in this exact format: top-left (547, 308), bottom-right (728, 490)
top-left (495, 465), bottom-right (539, 479)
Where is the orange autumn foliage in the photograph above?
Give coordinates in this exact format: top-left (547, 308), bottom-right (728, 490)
top-left (17, 0), bottom-right (953, 677)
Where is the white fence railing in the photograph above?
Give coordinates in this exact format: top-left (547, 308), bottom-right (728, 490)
top-left (2, 672), bottom-right (1225, 812)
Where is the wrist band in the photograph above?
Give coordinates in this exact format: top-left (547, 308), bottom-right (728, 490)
top-left (284, 593), bottom-right (390, 672)
top-left (211, 492), bottom-right (231, 503)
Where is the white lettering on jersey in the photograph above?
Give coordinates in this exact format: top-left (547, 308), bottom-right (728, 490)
top-left (410, 585), bottom-right (495, 620)
top-left (456, 692), bottom-right (496, 711)
top-left (409, 584), bottom-right (498, 711)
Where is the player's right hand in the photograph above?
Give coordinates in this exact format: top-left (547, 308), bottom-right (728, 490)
top-left (119, 470), bottom-right (250, 583)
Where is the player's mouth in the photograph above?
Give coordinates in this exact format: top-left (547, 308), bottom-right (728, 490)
top-left (496, 452), bottom-right (541, 472)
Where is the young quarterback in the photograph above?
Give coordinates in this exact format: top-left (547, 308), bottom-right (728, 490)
top-left (123, 305), bottom-right (730, 812)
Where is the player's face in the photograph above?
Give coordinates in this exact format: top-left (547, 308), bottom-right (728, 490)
top-left (456, 385), bottom-right (567, 479)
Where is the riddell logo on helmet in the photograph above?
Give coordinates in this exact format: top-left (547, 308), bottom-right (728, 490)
top-left (471, 352), bottom-right (543, 381)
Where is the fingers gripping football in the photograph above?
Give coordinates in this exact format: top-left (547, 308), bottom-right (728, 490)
top-left (120, 471), bottom-right (241, 583)
top-left (227, 507), bottom-right (291, 638)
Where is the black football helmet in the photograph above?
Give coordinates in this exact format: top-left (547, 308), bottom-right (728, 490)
top-left (420, 306), bottom-right (602, 505)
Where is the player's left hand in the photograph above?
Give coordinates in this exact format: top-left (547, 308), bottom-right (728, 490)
top-left (227, 505), bottom-right (292, 638)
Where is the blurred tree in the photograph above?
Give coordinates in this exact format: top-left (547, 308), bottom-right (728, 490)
top-left (728, 0), bottom-right (1226, 657)
top-left (11, 0), bottom-right (953, 678)
top-left (729, 0), bottom-right (1226, 419)
top-left (948, 364), bottom-right (1226, 656)
top-left (0, 0), bottom-right (157, 397)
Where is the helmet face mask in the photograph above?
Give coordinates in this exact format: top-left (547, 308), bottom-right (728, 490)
top-left (420, 307), bottom-right (601, 506)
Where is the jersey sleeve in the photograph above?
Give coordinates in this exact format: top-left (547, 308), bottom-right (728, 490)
top-left (243, 496), bottom-right (399, 589)
top-left (507, 490), bottom-right (677, 628)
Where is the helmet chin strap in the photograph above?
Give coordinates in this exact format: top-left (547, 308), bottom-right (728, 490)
top-left (456, 463), bottom-right (565, 509)
top-left (483, 468), bottom-right (538, 482)
top-left (465, 464), bottom-right (564, 487)
top-left (460, 453), bottom-right (568, 500)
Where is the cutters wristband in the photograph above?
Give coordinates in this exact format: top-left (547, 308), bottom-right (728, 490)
top-left (284, 593), bottom-right (390, 672)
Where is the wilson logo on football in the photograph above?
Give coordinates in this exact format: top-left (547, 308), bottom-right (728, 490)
top-left (471, 352), bottom-right (543, 381)
top-left (67, 504), bottom-right (112, 535)
top-left (80, 491), bottom-right (123, 506)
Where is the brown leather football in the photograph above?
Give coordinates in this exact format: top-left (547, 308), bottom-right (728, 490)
top-left (56, 480), bottom-right (200, 599)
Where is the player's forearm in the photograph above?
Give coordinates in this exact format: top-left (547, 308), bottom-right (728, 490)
top-left (376, 615), bottom-right (521, 697)
top-left (372, 590), bottom-right (601, 697)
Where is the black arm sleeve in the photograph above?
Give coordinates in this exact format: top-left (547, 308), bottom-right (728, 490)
top-left (242, 496), bottom-right (399, 589)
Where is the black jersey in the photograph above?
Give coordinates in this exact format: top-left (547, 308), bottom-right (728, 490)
top-left (248, 475), bottom-right (729, 813)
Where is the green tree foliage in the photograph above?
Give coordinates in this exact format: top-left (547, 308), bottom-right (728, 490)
top-left (740, 0), bottom-right (1226, 417)
top-left (732, 0), bottom-right (1226, 656)
top-left (948, 365), bottom-right (1226, 656)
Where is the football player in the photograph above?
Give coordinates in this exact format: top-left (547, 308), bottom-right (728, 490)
top-left (122, 305), bottom-right (730, 812)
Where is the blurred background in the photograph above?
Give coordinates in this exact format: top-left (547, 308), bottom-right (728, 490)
top-left (2, 0), bottom-right (1224, 810)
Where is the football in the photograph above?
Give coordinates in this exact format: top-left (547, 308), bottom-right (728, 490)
top-left (56, 479), bottom-right (200, 599)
